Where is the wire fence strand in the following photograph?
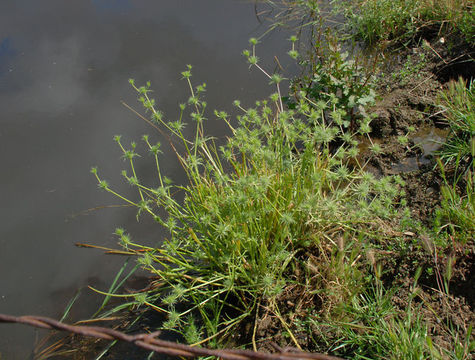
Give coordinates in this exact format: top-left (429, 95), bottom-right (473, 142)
top-left (0, 313), bottom-right (345, 360)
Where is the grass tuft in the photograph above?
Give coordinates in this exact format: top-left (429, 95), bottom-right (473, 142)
top-left (92, 57), bottom-right (405, 343)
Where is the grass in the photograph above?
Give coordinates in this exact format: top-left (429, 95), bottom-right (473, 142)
top-left (343, 0), bottom-right (475, 46)
top-left (436, 169), bottom-right (475, 243)
top-left (433, 78), bottom-right (475, 244)
top-left (437, 77), bottom-right (474, 169)
top-left (262, 0), bottom-right (474, 47)
top-left (330, 283), bottom-right (433, 359)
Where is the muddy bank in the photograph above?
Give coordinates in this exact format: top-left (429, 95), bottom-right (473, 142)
top-left (242, 35), bottom-right (475, 356)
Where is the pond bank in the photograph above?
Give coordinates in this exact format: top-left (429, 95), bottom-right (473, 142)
top-left (249, 30), bottom-right (474, 357)
top-left (37, 1), bottom-right (474, 358)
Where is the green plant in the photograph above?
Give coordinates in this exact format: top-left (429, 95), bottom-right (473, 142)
top-left (433, 78), bottom-right (475, 243)
top-left (287, 33), bottom-right (377, 133)
top-left (392, 53), bottom-right (428, 85)
top-left (343, 0), bottom-right (475, 46)
top-left (91, 52), bottom-right (405, 344)
top-left (345, 0), bottom-right (425, 45)
top-left (459, 8), bottom-right (475, 45)
top-left (437, 77), bottom-right (474, 171)
top-left (435, 159), bottom-right (475, 243)
top-left (326, 277), bottom-right (440, 360)
top-left (444, 325), bottom-right (475, 360)
top-left (397, 135), bottom-right (410, 146)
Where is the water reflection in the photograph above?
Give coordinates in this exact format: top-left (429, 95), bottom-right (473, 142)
top-left (92, 0), bottom-right (132, 13)
top-left (0, 0), bottom-right (295, 358)
top-left (0, 37), bottom-right (16, 77)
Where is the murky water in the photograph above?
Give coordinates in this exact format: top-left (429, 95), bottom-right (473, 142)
top-left (0, 1), bottom-right (296, 358)
top-left (390, 127), bottom-right (448, 173)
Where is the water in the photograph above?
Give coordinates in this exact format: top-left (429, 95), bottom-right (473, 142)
top-left (0, 1), bottom-right (297, 358)
top-left (390, 127), bottom-right (447, 173)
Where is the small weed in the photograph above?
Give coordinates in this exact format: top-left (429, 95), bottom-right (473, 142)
top-left (397, 134), bottom-right (410, 146)
top-left (444, 325), bottom-right (475, 360)
top-left (310, 282), bottom-right (437, 359)
top-left (433, 78), bottom-right (475, 243)
top-left (392, 52), bottom-right (428, 85)
top-left (286, 32), bottom-right (377, 133)
top-left (436, 77), bottom-right (474, 172)
top-left (435, 159), bottom-right (474, 244)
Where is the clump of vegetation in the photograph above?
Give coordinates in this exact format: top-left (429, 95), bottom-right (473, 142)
top-left (329, 280), bottom-right (434, 359)
top-left (287, 32), bottom-right (377, 133)
top-left (436, 164), bottom-right (474, 244)
top-left (435, 77), bottom-right (474, 243)
top-left (263, 0), bottom-right (474, 47)
top-left (344, 0), bottom-right (475, 46)
top-left (92, 48), bottom-right (405, 345)
top-left (329, 283), bottom-right (474, 359)
top-left (437, 77), bottom-right (474, 169)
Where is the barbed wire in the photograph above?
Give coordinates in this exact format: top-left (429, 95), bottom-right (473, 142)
top-left (0, 313), bottom-right (345, 360)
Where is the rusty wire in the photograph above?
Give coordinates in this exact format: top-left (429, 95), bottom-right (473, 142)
top-left (0, 313), bottom-right (344, 360)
